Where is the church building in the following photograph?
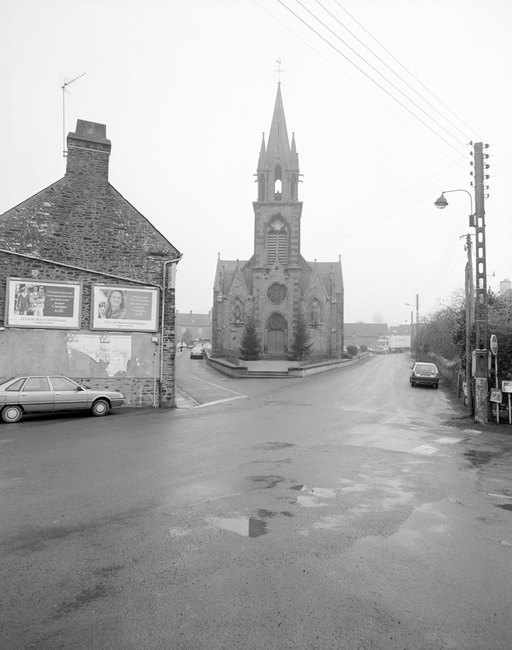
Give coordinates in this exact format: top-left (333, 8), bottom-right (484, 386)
top-left (212, 84), bottom-right (344, 359)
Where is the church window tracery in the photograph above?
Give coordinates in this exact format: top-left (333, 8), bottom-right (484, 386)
top-left (267, 283), bottom-right (287, 304)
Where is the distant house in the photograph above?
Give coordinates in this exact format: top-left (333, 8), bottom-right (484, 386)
top-left (176, 311), bottom-right (211, 342)
top-left (389, 324), bottom-right (411, 336)
top-left (343, 323), bottom-right (390, 349)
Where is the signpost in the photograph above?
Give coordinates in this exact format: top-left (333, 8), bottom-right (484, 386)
top-left (490, 335), bottom-right (499, 422)
top-left (502, 380), bottom-right (512, 425)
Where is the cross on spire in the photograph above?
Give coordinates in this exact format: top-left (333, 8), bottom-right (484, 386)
top-left (274, 58), bottom-right (285, 84)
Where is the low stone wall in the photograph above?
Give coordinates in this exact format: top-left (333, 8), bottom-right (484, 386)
top-left (205, 352), bottom-right (248, 378)
top-left (289, 352), bottom-right (370, 377)
top-left (75, 377), bottom-right (159, 407)
top-left (205, 350), bottom-right (370, 379)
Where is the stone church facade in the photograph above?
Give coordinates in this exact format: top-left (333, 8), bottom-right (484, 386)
top-left (212, 85), bottom-right (344, 359)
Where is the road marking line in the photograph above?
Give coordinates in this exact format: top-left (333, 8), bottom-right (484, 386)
top-left (193, 377), bottom-right (247, 397)
top-left (195, 395), bottom-right (247, 408)
top-left (488, 493), bottom-right (512, 500)
top-left (436, 436), bottom-right (463, 444)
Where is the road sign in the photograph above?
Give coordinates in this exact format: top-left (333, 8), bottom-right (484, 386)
top-left (502, 381), bottom-right (512, 393)
top-left (490, 334), bottom-right (498, 356)
top-left (490, 388), bottom-right (502, 403)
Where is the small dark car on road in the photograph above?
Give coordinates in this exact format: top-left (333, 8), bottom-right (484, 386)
top-left (410, 362), bottom-right (439, 389)
top-left (0, 375), bottom-right (124, 423)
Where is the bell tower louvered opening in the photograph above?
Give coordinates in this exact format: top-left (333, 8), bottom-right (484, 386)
top-left (266, 217), bottom-right (288, 266)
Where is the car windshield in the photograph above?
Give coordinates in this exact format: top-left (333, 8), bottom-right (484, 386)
top-left (416, 364), bottom-right (436, 372)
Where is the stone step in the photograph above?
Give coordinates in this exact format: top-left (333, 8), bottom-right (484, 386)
top-left (243, 371), bottom-right (291, 378)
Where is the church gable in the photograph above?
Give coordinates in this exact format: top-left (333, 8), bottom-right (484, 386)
top-left (226, 264), bottom-right (250, 323)
top-left (267, 259), bottom-right (287, 282)
top-left (303, 266), bottom-right (329, 325)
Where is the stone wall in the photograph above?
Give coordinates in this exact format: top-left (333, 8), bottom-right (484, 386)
top-left (0, 251), bottom-right (171, 407)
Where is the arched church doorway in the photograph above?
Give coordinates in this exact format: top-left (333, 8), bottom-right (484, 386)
top-left (266, 313), bottom-right (288, 356)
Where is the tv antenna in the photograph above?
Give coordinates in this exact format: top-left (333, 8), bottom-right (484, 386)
top-left (61, 72), bottom-right (86, 157)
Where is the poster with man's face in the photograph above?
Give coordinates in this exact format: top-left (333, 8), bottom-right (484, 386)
top-left (90, 284), bottom-right (159, 332)
top-left (5, 278), bottom-right (82, 329)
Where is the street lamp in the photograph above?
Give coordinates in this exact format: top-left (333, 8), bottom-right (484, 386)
top-left (434, 188), bottom-right (474, 227)
top-left (434, 143), bottom-right (488, 423)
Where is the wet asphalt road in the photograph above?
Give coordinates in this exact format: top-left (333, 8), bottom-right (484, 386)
top-left (1, 353), bottom-right (512, 649)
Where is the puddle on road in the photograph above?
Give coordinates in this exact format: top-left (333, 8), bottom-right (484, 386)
top-left (292, 486), bottom-right (335, 508)
top-left (297, 495), bottom-right (329, 508)
top-left (248, 475), bottom-right (285, 489)
top-left (464, 450), bottom-right (494, 467)
top-left (253, 442), bottom-right (295, 451)
top-left (211, 516), bottom-right (267, 537)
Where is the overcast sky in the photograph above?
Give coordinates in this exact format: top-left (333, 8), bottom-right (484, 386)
top-left (2, 0), bottom-right (511, 326)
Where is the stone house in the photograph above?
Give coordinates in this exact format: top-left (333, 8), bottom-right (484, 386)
top-left (176, 311), bottom-right (211, 344)
top-left (212, 85), bottom-right (344, 358)
top-left (0, 120), bottom-right (181, 407)
top-left (343, 323), bottom-right (390, 349)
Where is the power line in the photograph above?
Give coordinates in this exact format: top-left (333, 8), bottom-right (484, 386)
top-left (333, 0), bottom-right (483, 142)
top-left (252, 0), bottom-right (469, 169)
top-left (277, 0), bottom-right (467, 155)
top-left (296, 0), bottom-right (470, 147)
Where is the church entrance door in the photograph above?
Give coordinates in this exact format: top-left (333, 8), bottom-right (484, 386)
top-left (267, 329), bottom-right (285, 355)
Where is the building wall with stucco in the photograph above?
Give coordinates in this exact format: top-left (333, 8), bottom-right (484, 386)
top-left (0, 120), bottom-right (181, 407)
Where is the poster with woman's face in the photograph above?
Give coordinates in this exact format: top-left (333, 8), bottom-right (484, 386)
top-left (91, 285), bottom-right (159, 332)
top-left (5, 278), bottom-right (82, 329)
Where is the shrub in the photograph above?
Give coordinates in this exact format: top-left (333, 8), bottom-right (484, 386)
top-left (346, 344), bottom-right (358, 357)
top-left (291, 311), bottom-right (313, 361)
top-left (239, 316), bottom-right (261, 360)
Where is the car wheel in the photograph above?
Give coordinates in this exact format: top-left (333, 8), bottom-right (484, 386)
top-left (411, 381), bottom-right (416, 387)
top-left (434, 384), bottom-right (439, 389)
top-left (91, 399), bottom-right (109, 417)
top-left (1, 405), bottom-right (23, 423)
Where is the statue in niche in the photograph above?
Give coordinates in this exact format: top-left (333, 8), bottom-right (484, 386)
top-left (311, 300), bottom-right (320, 324)
top-left (233, 304), bottom-right (242, 323)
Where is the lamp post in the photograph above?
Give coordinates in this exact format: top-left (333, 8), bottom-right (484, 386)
top-left (434, 143), bottom-right (488, 423)
top-left (405, 302), bottom-right (415, 351)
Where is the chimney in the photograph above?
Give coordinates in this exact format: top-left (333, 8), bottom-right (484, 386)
top-left (66, 119), bottom-right (112, 182)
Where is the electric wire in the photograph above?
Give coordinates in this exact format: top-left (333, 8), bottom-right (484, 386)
top-left (333, 0), bottom-right (484, 143)
top-left (252, 0), bottom-right (469, 171)
top-left (303, 168), bottom-right (469, 249)
top-left (296, 0), bottom-right (470, 148)
top-left (277, 0), bottom-right (468, 156)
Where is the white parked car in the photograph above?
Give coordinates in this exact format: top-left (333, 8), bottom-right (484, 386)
top-left (0, 375), bottom-right (124, 423)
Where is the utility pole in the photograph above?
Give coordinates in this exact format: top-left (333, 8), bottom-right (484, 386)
top-left (473, 142), bottom-right (489, 424)
top-left (464, 234), bottom-right (474, 415)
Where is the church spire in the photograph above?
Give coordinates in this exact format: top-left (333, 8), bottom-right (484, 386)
top-left (266, 84), bottom-right (291, 163)
top-left (256, 84), bottom-right (300, 203)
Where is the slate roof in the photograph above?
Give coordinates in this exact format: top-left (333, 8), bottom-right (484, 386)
top-left (214, 257), bottom-right (342, 297)
top-left (176, 312), bottom-right (211, 327)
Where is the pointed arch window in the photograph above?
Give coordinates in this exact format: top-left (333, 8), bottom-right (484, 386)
top-left (274, 164), bottom-right (282, 201)
top-left (266, 218), bottom-right (288, 266)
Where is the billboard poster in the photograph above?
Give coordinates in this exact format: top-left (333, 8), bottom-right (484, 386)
top-left (5, 278), bottom-right (82, 329)
top-left (91, 284), bottom-right (159, 332)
